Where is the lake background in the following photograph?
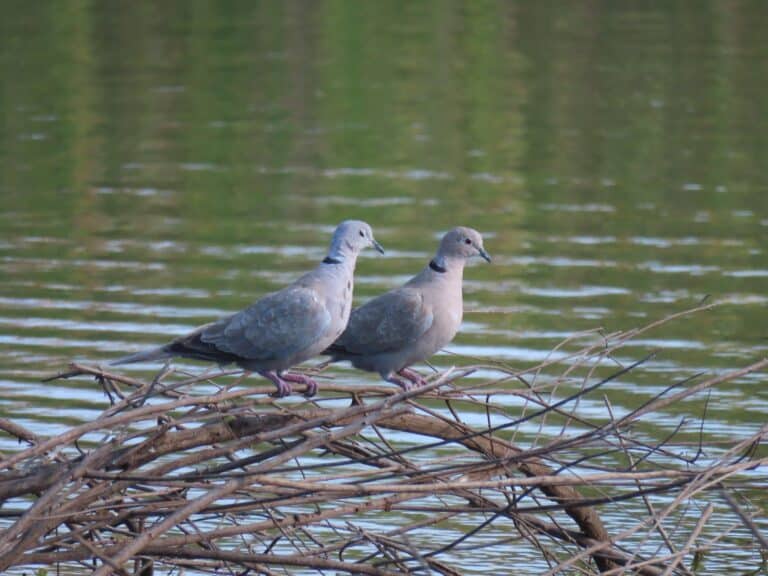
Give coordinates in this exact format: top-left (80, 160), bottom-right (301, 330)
top-left (1, 1), bottom-right (766, 573)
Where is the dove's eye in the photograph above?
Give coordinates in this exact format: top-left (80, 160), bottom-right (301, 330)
top-left (464, 238), bottom-right (472, 245)
top-left (359, 230), bottom-right (365, 237)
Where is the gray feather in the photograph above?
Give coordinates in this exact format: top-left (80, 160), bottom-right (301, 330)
top-left (110, 345), bottom-right (171, 366)
top-left (325, 226), bottom-right (489, 383)
top-left (109, 220), bottom-right (383, 397)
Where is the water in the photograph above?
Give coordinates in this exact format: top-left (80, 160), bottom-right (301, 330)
top-left (1, 1), bottom-right (767, 573)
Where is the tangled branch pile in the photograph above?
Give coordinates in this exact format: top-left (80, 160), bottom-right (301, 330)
top-left (0, 306), bottom-right (766, 575)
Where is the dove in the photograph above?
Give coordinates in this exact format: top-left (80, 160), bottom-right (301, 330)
top-left (325, 226), bottom-right (490, 389)
top-left (111, 220), bottom-right (384, 397)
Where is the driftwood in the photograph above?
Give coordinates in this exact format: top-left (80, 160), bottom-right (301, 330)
top-left (0, 304), bottom-right (766, 575)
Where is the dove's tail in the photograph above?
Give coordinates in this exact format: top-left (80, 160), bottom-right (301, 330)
top-left (110, 345), bottom-right (171, 366)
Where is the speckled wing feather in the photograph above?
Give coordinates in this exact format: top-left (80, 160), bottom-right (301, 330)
top-left (200, 286), bottom-right (331, 361)
top-left (331, 288), bottom-right (433, 356)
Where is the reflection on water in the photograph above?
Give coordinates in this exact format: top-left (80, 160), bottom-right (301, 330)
top-left (1, 1), bottom-right (767, 573)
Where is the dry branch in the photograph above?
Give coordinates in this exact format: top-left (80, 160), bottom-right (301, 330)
top-left (0, 305), bottom-right (765, 575)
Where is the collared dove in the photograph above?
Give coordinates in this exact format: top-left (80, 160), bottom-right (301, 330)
top-left (324, 226), bottom-right (490, 390)
top-left (111, 220), bottom-right (384, 397)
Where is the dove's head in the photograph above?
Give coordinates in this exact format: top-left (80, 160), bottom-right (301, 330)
top-left (327, 220), bottom-right (385, 261)
top-left (437, 227), bottom-right (491, 264)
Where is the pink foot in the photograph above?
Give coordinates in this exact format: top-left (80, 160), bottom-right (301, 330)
top-left (398, 368), bottom-right (428, 387)
top-left (279, 372), bottom-right (319, 397)
top-left (386, 374), bottom-right (413, 391)
top-left (260, 371), bottom-right (292, 397)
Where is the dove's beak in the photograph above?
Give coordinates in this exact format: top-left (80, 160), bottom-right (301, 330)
top-left (372, 239), bottom-right (385, 255)
top-left (479, 247), bottom-right (491, 263)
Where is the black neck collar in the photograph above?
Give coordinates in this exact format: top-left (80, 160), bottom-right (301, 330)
top-left (429, 259), bottom-right (446, 273)
top-left (323, 256), bottom-right (342, 264)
